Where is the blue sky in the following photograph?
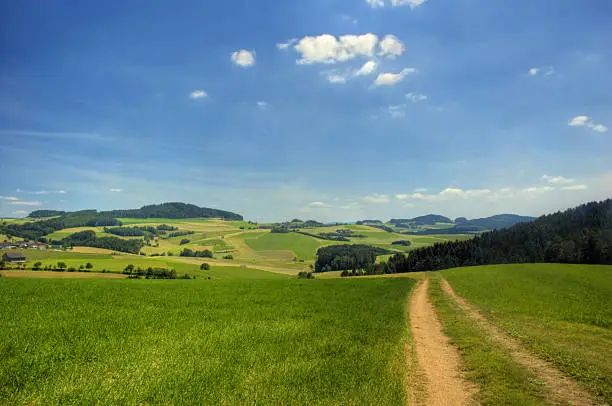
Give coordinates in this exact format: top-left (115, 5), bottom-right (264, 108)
top-left (1, 0), bottom-right (611, 221)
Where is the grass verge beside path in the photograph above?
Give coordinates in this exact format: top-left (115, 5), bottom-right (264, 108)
top-left (443, 264), bottom-right (612, 403)
top-left (0, 277), bottom-right (414, 404)
top-left (429, 274), bottom-right (547, 405)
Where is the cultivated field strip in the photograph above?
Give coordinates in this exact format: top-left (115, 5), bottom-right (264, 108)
top-left (441, 278), bottom-right (603, 406)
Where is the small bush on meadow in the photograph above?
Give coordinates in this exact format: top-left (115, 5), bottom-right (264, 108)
top-left (297, 271), bottom-right (315, 279)
top-left (200, 263), bottom-right (210, 271)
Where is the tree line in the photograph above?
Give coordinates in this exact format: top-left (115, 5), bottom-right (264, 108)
top-left (57, 230), bottom-right (143, 254)
top-left (315, 244), bottom-right (390, 273)
top-left (343, 199), bottom-right (612, 276)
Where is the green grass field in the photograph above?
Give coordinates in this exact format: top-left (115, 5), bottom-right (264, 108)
top-left (443, 264), bottom-right (612, 402)
top-left (242, 232), bottom-right (324, 260)
top-left (0, 277), bottom-right (414, 404)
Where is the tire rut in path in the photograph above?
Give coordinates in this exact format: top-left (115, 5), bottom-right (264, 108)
top-left (441, 278), bottom-right (603, 406)
top-left (409, 279), bottom-right (477, 405)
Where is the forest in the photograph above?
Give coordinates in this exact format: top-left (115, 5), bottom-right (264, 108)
top-left (315, 245), bottom-right (390, 273)
top-left (56, 230), bottom-right (144, 254)
top-left (359, 199), bottom-right (612, 276)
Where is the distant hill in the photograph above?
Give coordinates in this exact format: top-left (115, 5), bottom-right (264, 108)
top-left (103, 202), bottom-right (243, 221)
top-left (390, 214), bottom-right (452, 227)
top-left (384, 199), bottom-right (612, 274)
top-left (416, 214), bottom-right (535, 235)
top-left (2, 203), bottom-right (242, 241)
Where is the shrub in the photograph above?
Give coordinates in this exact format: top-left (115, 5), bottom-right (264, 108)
top-left (179, 239), bottom-right (190, 245)
top-left (200, 263), bottom-right (211, 271)
top-left (223, 254), bottom-right (234, 260)
top-left (297, 271), bottom-right (315, 279)
top-left (85, 262), bottom-right (93, 269)
top-left (67, 267), bottom-right (76, 272)
top-left (33, 261), bottom-right (42, 270)
top-left (57, 262), bottom-right (67, 270)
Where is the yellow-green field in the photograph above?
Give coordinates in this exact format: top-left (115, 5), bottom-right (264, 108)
top-left (3, 218), bottom-right (473, 276)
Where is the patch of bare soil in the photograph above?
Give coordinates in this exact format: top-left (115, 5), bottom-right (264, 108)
top-left (409, 279), bottom-right (477, 405)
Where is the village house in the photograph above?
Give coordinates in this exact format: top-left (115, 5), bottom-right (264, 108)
top-left (2, 252), bottom-right (26, 263)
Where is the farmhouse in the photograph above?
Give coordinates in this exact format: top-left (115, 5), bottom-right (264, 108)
top-left (2, 252), bottom-right (26, 263)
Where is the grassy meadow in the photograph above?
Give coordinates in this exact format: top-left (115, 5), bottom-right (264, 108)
top-left (0, 277), bottom-right (414, 404)
top-left (442, 264), bottom-right (612, 402)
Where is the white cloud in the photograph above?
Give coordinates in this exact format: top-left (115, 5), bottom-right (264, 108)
top-left (386, 104), bottom-right (406, 118)
top-left (326, 73), bottom-right (348, 84)
top-left (277, 38), bottom-right (298, 50)
top-left (109, 188), bottom-right (123, 193)
top-left (190, 90), bottom-right (207, 99)
top-left (308, 201), bottom-right (329, 208)
top-left (414, 188), bottom-right (428, 192)
top-left (367, 0), bottom-right (428, 8)
top-left (231, 50), bottom-right (256, 67)
top-left (541, 175), bottom-right (574, 185)
top-left (10, 201), bottom-right (42, 206)
top-left (12, 210), bottom-right (27, 215)
top-left (522, 186), bottom-right (555, 194)
top-left (257, 101), bottom-right (269, 109)
top-left (0, 196), bottom-right (19, 201)
top-left (32, 190), bottom-right (66, 195)
top-left (294, 34), bottom-right (379, 64)
top-left (374, 68), bottom-right (417, 86)
top-left (569, 116), bottom-right (589, 127)
top-left (568, 116), bottom-right (608, 132)
top-left (354, 60), bottom-right (378, 76)
top-left (396, 188), bottom-right (492, 201)
top-left (379, 35), bottom-right (406, 59)
top-left (362, 193), bottom-right (390, 204)
top-left (562, 185), bottom-right (588, 191)
top-left (528, 66), bottom-right (556, 78)
top-left (591, 124), bottom-right (608, 133)
top-left (406, 92), bottom-right (428, 102)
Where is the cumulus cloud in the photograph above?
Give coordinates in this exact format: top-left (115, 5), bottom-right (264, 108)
top-left (309, 201), bottom-right (329, 208)
top-left (362, 193), bottom-right (390, 204)
top-left (257, 101), bottom-right (269, 109)
top-left (294, 34), bottom-right (379, 64)
top-left (406, 92), bottom-right (428, 102)
top-left (367, 0), bottom-right (428, 8)
top-left (277, 38), bottom-right (298, 50)
top-left (109, 188), bottom-right (123, 193)
top-left (12, 210), bottom-right (27, 215)
top-left (10, 201), bottom-right (42, 206)
top-left (374, 68), bottom-right (417, 86)
top-left (354, 60), bottom-right (378, 76)
top-left (396, 188), bottom-right (493, 201)
top-left (33, 190), bottom-right (66, 195)
top-left (568, 116), bottom-right (608, 132)
top-left (379, 35), bottom-right (406, 59)
top-left (190, 90), bottom-right (207, 99)
top-left (528, 68), bottom-right (539, 76)
top-left (541, 175), bottom-right (574, 185)
top-left (522, 186), bottom-right (555, 194)
top-left (0, 196), bottom-right (19, 201)
top-left (231, 49), bottom-right (256, 67)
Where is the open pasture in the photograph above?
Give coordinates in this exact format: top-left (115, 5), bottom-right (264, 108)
top-left (0, 277), bottom-right (414, 404)
top-left (443, 263), bottom-right (612, 402)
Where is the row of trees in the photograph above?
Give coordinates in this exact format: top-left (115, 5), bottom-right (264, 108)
top-left (179, 248), bottom-right (213, 258)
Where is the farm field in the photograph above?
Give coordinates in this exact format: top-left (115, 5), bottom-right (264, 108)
top-left (442, 264), bottom-right (612, 403)
top-left (0, 277), bottom-right (414, 404)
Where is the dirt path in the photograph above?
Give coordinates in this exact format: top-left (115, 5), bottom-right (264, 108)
top-left (409, 279), bottom-right (476, 405)
top-left (441, 279), bottom-right (602, 406)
